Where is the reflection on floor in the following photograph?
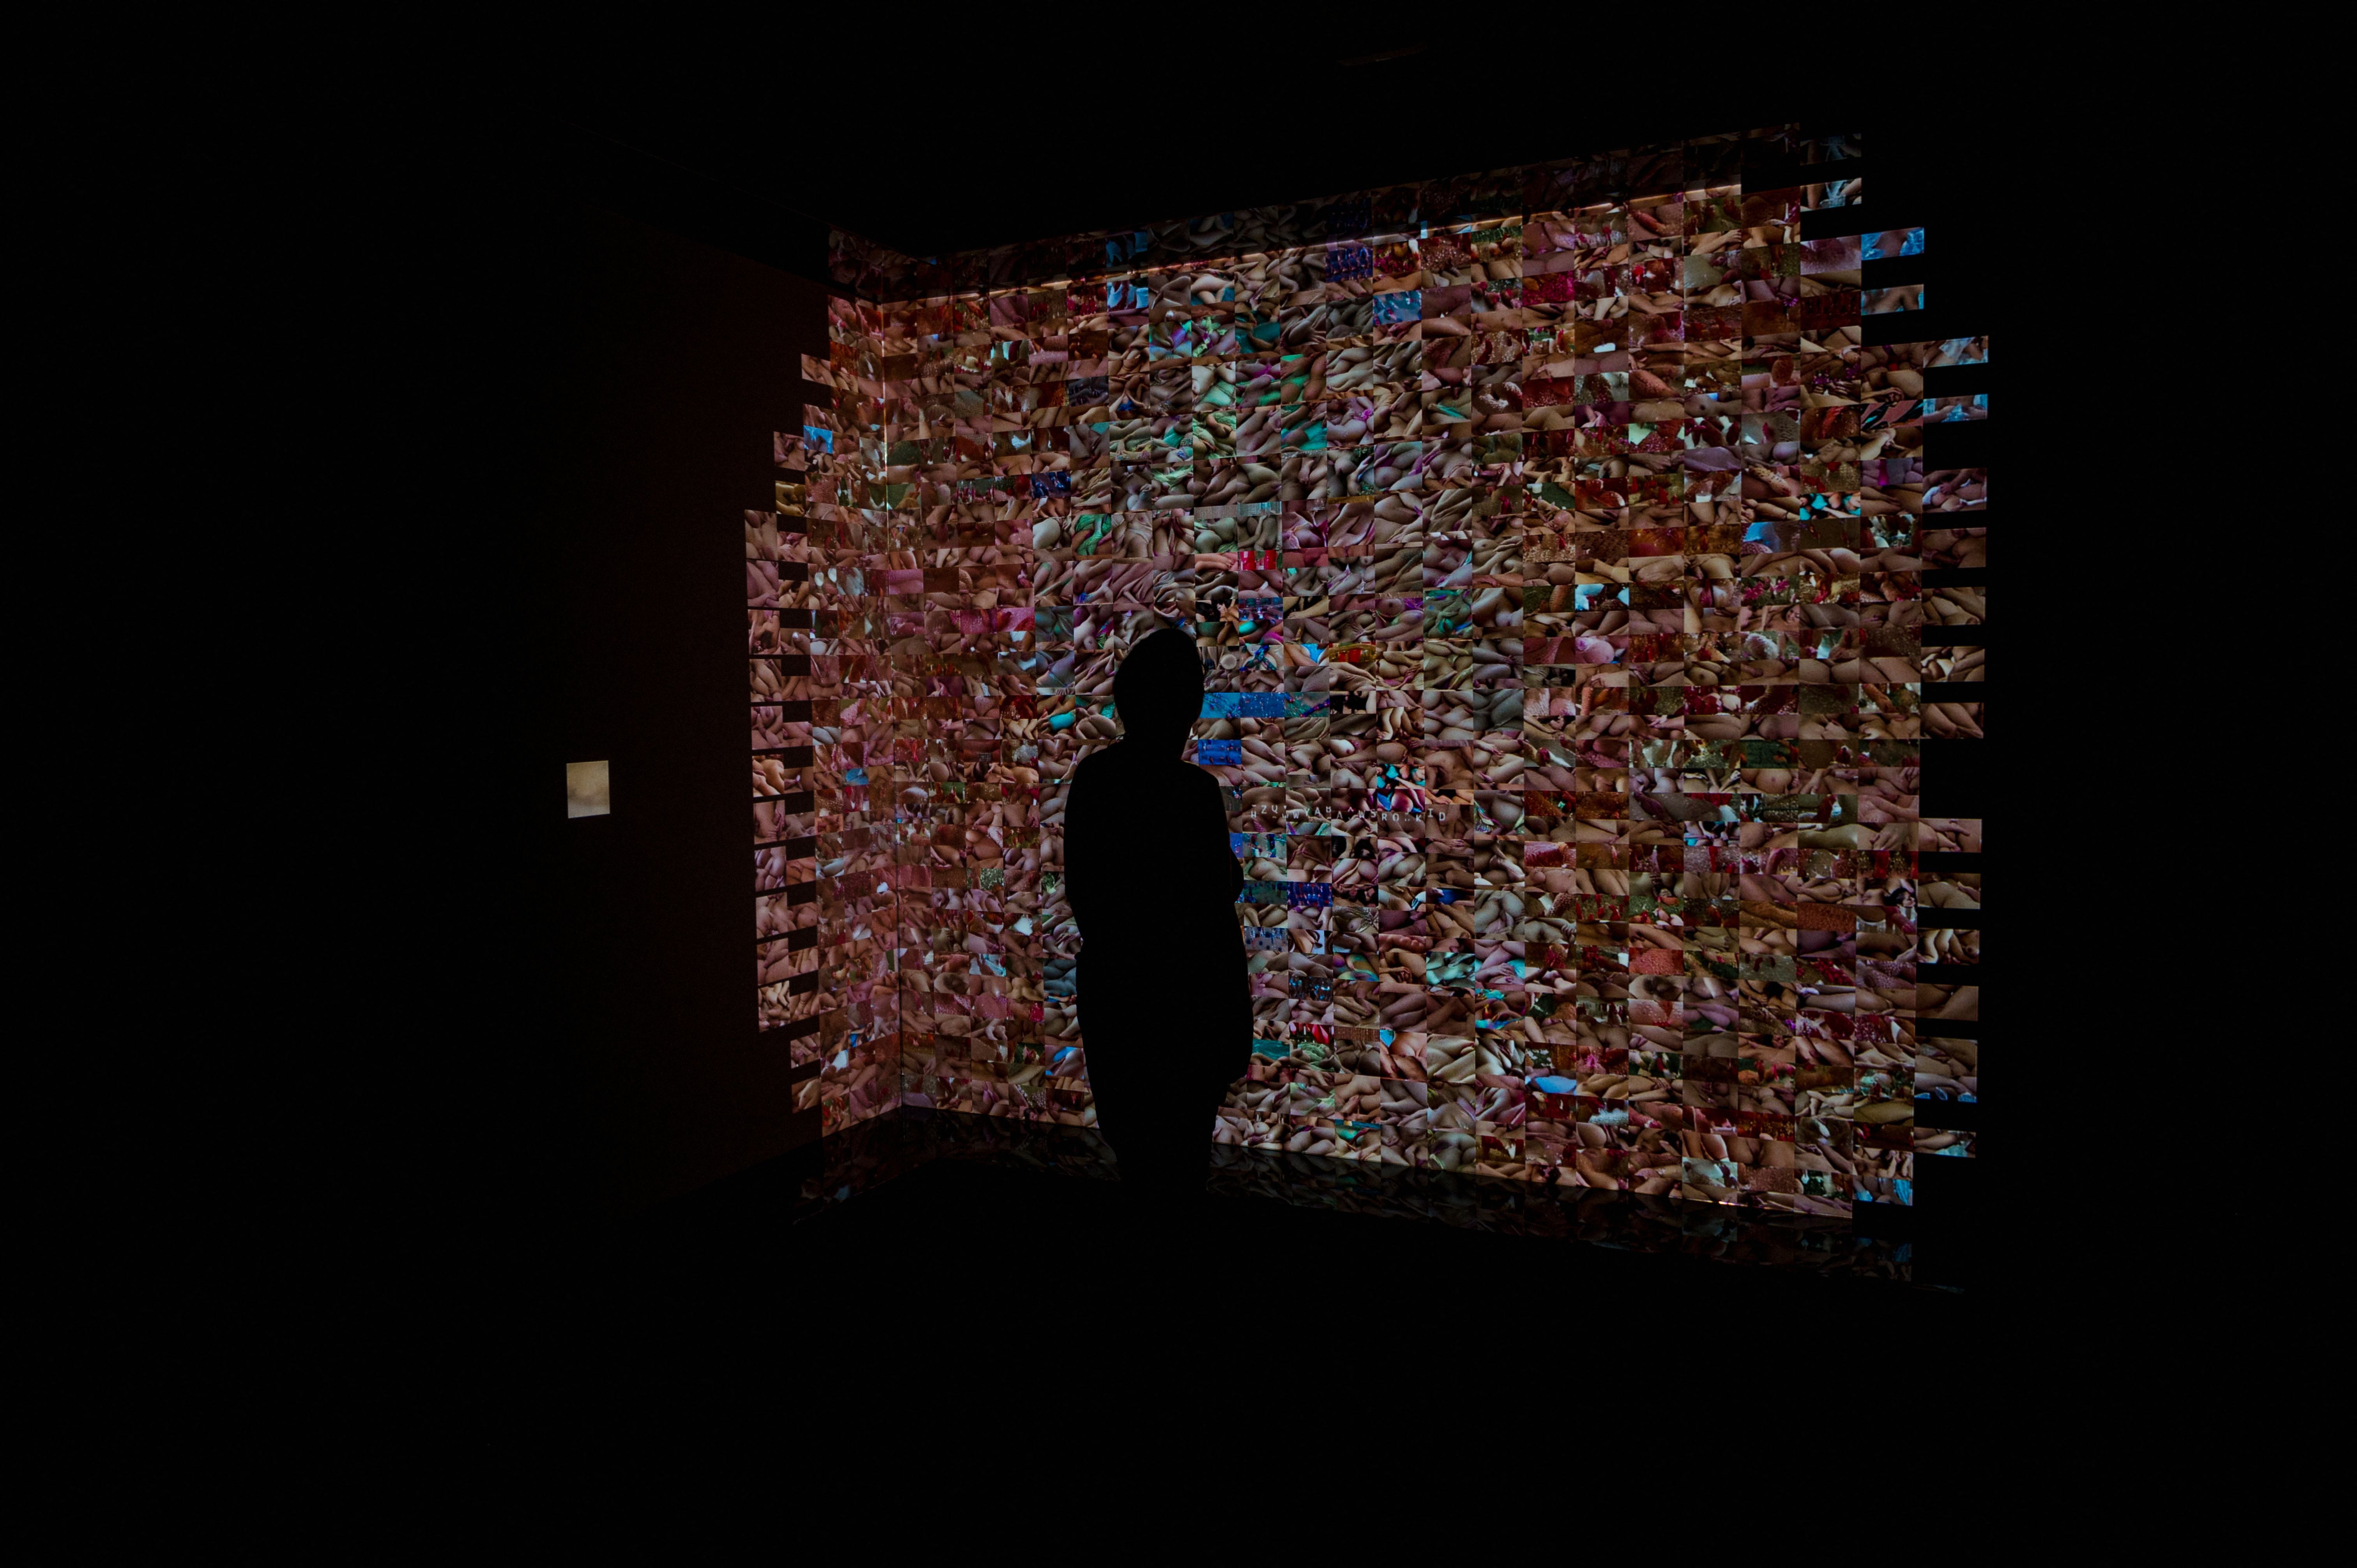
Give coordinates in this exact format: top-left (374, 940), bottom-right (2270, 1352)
top-left (794, 1109), bottom-right (1946, 1290)
top-left (571, 1108), bottom-right (1975, 1416)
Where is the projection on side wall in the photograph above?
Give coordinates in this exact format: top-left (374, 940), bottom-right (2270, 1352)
top-left (753, 125), bottom-right (1985, 1211)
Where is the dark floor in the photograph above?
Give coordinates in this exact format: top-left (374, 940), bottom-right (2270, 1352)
top-left (535, 1113), bottom-right (1979, 1418)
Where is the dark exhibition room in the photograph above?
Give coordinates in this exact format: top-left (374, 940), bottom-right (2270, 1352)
top-left (376, 52), bottom-right (1998, 1414)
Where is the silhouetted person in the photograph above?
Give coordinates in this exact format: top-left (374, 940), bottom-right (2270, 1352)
top-left (1063, 628), bottom-right (1251, 1207)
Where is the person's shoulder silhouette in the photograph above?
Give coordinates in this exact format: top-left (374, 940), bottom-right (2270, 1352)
top-left (1065, 628), bottom-right (1240, 941)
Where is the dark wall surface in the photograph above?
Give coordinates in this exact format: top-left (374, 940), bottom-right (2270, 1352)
top-left (539, 202), bottom-right (828, 1219)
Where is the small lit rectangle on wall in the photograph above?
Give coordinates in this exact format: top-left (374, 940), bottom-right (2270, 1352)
top-left (567, 760), bottom-right (610, 818)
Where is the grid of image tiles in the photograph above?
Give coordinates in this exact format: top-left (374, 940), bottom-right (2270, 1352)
top-left (757, 125), bottom-right (1984, 1210)
top-left (748, 469), bottom-right (901, 1132)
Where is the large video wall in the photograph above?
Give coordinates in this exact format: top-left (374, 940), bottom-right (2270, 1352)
top-left (753, 126), bottom-right (1984, 1211)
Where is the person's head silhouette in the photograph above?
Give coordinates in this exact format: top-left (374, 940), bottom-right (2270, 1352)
top-left (1112, 627), bottom-right (1205, 755)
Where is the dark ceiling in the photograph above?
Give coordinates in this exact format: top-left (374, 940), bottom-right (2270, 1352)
top-left (491, 32), bottom-right (1921, 272)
